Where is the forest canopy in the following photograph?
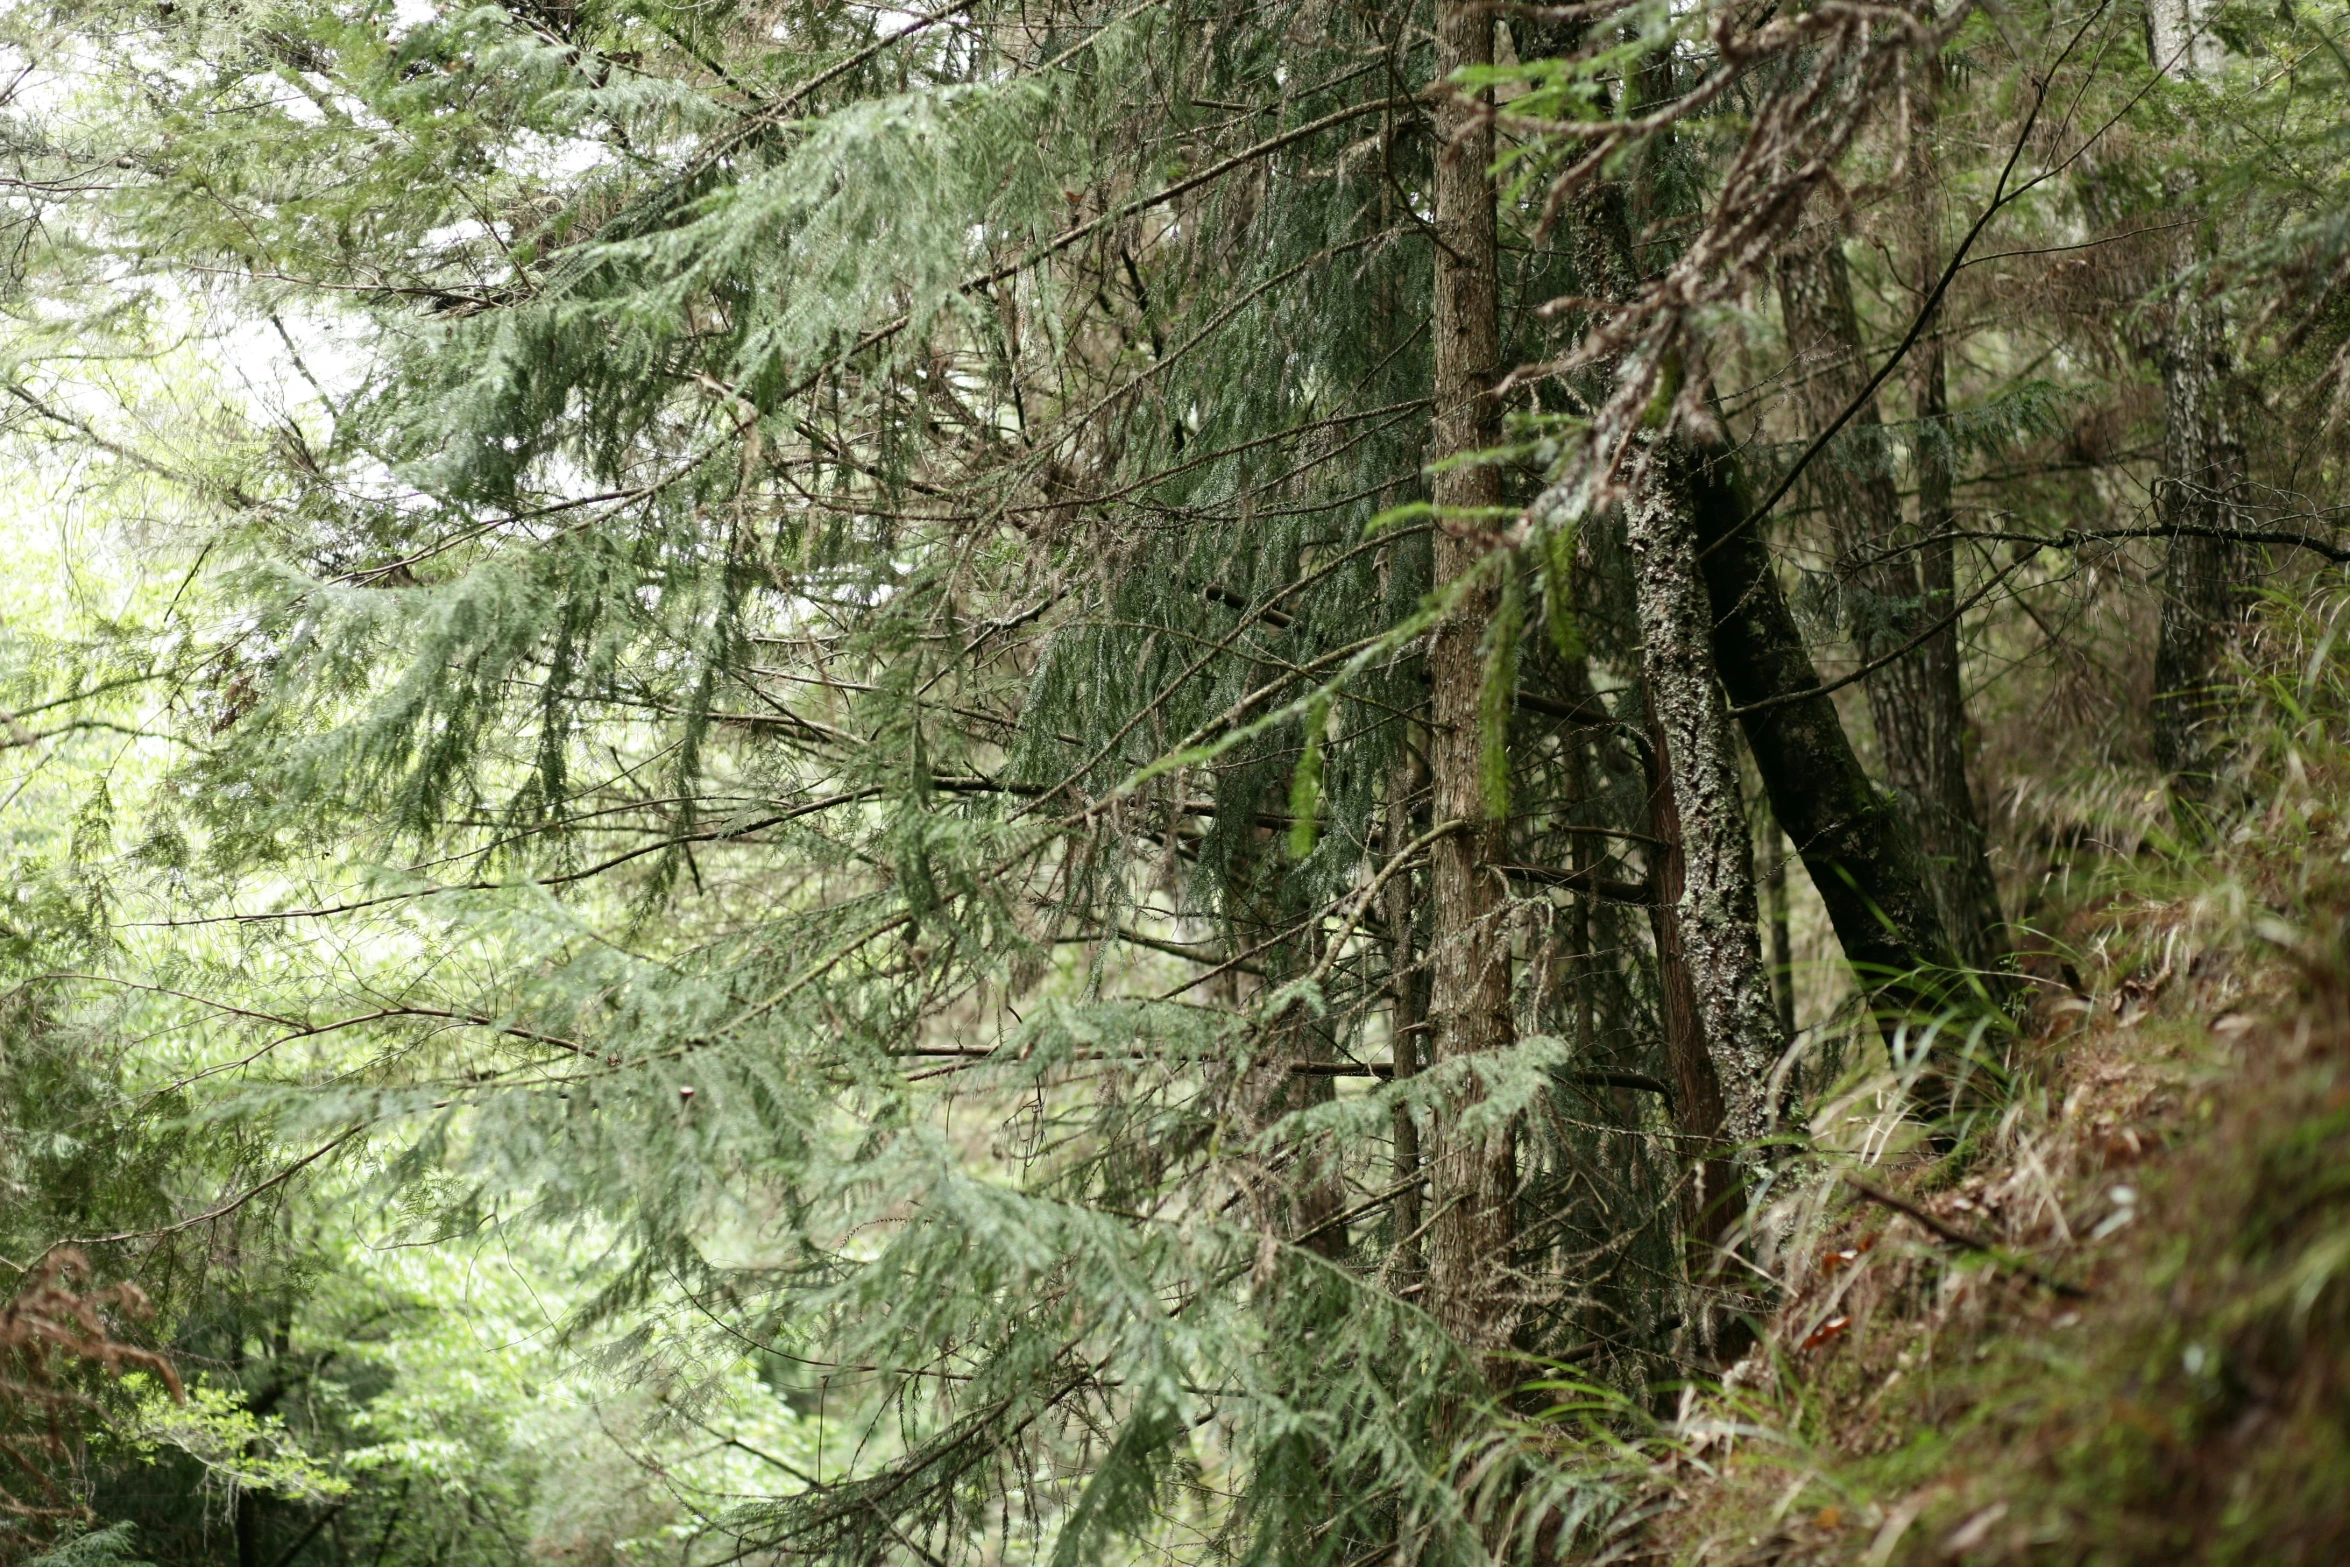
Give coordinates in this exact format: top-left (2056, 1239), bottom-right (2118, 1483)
top-left (2, 0), bottom-right (2349, 1562)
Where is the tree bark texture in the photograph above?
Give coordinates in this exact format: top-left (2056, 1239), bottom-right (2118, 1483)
top-left (1423, 0), bottom-right (1517, 1365)
top-left (1681, 438), bottom-right (1969, 1082)
top-left (2146, 0), bottom-right (2225, 78)
top-left (2145, 0), bottom-right (2247, 796)
top-left (1641, 708), bottom-right (1748, 1297)
top-left (1531, 73), bottom-right (1958, 1126)
top-left (1384, 748), bottom-right (1427, 1278)
top-left (1760, 813), bottom-right (1796, 1047)
top-left (1532, 123), bottom-right (1968, 1098)
top-left (1778, 230), bottom-right (2003, 969)
top-left (1626, 438), bottom-right (1782, 1150)
top-left (2149, 265), bottom-right (2246, 792)
top-left (1515, 41), bottom-right (1770, 1216)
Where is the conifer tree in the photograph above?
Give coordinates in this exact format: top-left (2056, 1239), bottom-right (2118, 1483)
top-left (11, 0), bottom-right (2349, 1561)
top-left (2145, 0), bottom-right (2252, 798)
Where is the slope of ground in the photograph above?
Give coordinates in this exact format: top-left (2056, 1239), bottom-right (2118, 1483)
top-left (1633, 660), bottom-right (2350, 1564)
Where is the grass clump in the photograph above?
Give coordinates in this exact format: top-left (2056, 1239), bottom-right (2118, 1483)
top-left (1641, 590), bottom-right (2350, 1564)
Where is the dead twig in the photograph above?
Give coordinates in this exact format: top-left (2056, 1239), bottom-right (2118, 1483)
top-left (1844, 1174), bottom-right (2091, 1299)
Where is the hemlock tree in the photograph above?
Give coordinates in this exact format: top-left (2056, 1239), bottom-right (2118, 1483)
top-left (7, 0), bottom-right (2349, 1562)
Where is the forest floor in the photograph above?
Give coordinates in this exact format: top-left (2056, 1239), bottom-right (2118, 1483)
top-left (1640, 801), bottom-right (2350, 1564)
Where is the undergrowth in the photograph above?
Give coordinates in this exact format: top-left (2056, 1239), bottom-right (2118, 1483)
top-left (1631, 585), bottom-right (2350, 1565)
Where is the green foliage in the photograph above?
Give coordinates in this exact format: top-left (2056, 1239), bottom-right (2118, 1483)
top-left (0, 0), bottom-right (2345, 1563)
top-left (118, 1378), bottom-right (349, 1504)
top-left (27, 1523), bottom-right (154, 1567)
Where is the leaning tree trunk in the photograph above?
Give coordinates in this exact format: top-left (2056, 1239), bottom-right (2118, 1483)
top-left (1640, 701), bottom-right (1756, 1362)
top-left (1522, 17), bottom-right (1969, 1117)
top-left (1422, 0), bottom-right (1517, 1370)
top-left (1625, 436), bottom-right (1783, 1153)
top-left (1681, 436), bottom-right (1972, 1100)
top-left (1778, 227), bottom-right (2003, 969)
top-left (1514, 11), bottom-right (1772, 1256)
top-left (2145, 0), bottom-right (2248, 799)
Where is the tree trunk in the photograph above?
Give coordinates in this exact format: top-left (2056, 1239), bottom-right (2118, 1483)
top-left (2150, 292), bottom-right (2244, 795)
top-left (1622, 438), bottom-right (1780, 1362)
top-left (2146, 0), bottom-right (2247, 799)
top-left (1508, 3), bottom-right (1774, 1377)
top-left (1384, 748), bottom-right (1427, 1278)
top-left (1760, 812), bottom-right (1796, 1048)
top-left (1681, 437), bottom-right (1971, 1093)
top-left (1520, 30), bottom-right (1968, 1086)
top-left (1626, 438), bottom-right (1782, 1151)
top-left (1911, 310), bottom-right (2006, 968)
top-left (1641, 705), bottom-right (1751, 1354)
top-left (1778, 229), bottom-right (2003, 969)
top-left (1423, 0), bottom-right (1517, 1367)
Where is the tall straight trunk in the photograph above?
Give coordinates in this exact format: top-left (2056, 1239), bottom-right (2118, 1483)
top-left (2151, 291), bottom-right (2244, 793)
top-left (1778, 229), bottom-right (2003, 968)
top-left (1626, 438), bottom-right (1783, 1150)
top-left (1384, 748), bottom-right (1427, 1278)
top-left (1423, 0), bottom-right (1517, 1364)
top-left (2145, 0), bottom-right (2247, 797)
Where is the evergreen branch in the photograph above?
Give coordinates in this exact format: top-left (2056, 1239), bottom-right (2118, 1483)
top-left (1494, 862), bottom-right (1653, 906)
top-left (1724, 552), bottom-right (2034, 717)
top-left (1708, 0), bottom-right (2115, 556)
top-left (1150, 886), bottom-right (1383, 1005)
top-left (1287, 1171), bottom-right (1426, 1250)
top-left (409, 793), bottom-right (769, 873)
top-left (1031, 396), bottom-right (1428, 516)
top-left (337, 488), bottom-right (652, 586)
top-left (963, 97), bottom-right (1419, 298)
top-left (0, 717), bottom-right (177, 752)
top-left (1021, 231), bottom-right (1396, 458)
top-left (1955, 217), bottom-right (2197, 271)
top-left (756, 0), bottom-right (982, 121)
top-left (715, 909), bottom-right (917, 1035)
top-left (117, 800), bottom-right (879, 928)
top-left (1, 672), bottom-right (171, 722)
top-left (1719, 268), bottom-right (1983, 549)
top-left (1017, 603), bottom-right (1376, 819)
top-left (1028, 531), bottom-right (1484, 830)
top-left (798, 96), bottom-right (1421, 400)
top-left (4, 382), bottom-right (257, 508)
top-left (1056, 927), bottom-right (1254, 971)
top-left (36, 975), bottom-right (600, 1102)
top-left (49, 1124), bottom-right (365, 1255)
top-left (2028, 521), bottom-right (2350, 564)
top-left (1298, 820), bottom-right (1468, 997)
